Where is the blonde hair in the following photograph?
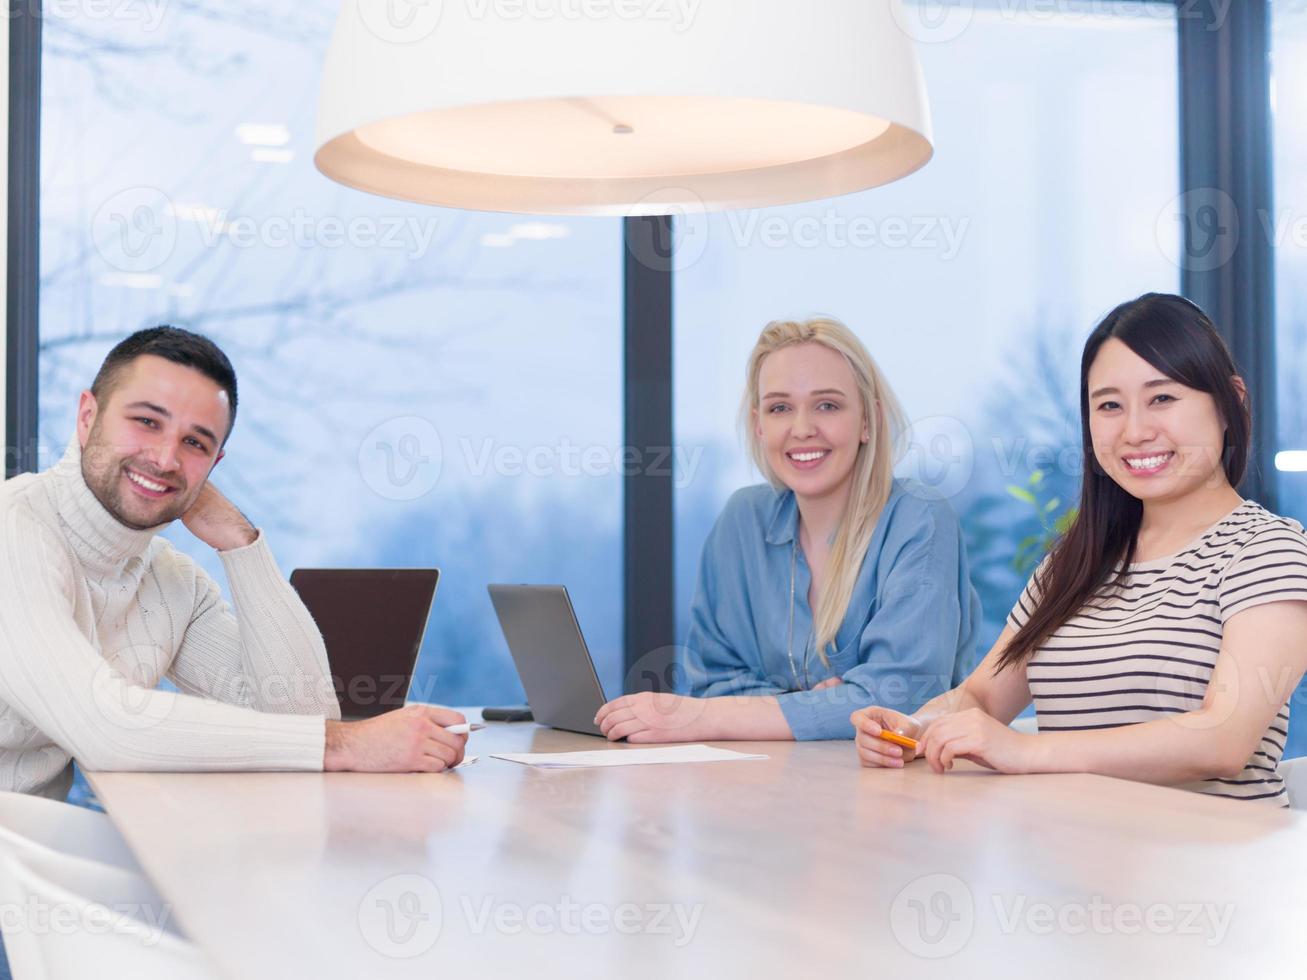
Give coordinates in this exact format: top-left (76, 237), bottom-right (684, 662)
top-left (739, 317), bottom-right (906, 663)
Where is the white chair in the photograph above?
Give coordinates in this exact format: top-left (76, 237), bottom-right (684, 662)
top-left (1282, 757), bottom-right (1307, 810)
top-left (0, 791), bottom-right (139, 873)
top-left (0, 846), bottom-right (216, 980)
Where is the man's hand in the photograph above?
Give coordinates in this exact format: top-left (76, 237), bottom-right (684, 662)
top-left (324, 705), bottom-right (469, 773)
top-left (182, 482), bottom-right (258, 552)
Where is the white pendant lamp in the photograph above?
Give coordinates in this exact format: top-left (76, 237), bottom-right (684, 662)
top-left (314, 0), bottom-right (933, 215)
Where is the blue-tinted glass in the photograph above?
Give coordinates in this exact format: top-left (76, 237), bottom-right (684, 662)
top-left (674, 4), bottom-right (1180, 674)
top-left (1273, 0), bottom-right (1307, 755)
top-left (39, 3), bottom-right (624, 708)
top-left (1273, 7), bottom-right (1307, 527)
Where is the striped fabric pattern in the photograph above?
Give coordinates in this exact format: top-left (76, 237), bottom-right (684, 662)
top-left (1008, 502), bottom-right (1307, 807)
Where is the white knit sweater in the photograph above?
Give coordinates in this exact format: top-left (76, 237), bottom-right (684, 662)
top-left (0, 441), bottom-right (341, 799)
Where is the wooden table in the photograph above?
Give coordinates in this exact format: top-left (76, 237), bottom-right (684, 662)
top-left (87, 715), bottom-right (1307, 978)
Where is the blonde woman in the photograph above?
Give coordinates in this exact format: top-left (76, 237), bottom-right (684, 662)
top-left (596, 317), bottom-right (980, 742)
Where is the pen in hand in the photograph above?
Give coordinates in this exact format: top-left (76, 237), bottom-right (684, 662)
top-left (443, 723), bottom-right (485, 735)
top-left (875, 729), bottom-right (917, 751)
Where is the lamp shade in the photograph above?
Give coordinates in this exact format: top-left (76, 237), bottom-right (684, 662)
top-left (314, 0), bottom-right (933, 215)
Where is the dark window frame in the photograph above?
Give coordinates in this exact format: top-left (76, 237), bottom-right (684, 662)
top-left (5, 0), bottom-right (40, 480)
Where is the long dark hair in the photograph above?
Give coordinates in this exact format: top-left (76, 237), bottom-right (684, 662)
top-left (996, 293), bottom-right (1251, 671)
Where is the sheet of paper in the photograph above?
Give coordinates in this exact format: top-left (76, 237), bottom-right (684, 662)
top-left (452, 755), bottom-right (479, 770)
top-left (489, 745), bottom-right (768, 769)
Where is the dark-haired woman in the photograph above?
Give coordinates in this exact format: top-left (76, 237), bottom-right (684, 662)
top-left (852, 293), bottom-right (1307, 805)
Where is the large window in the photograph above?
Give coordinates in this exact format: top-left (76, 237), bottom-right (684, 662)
top-left (1272, 0), bottom-right (1307, 755)
top-left (32, 1), bottom-right (1307, 758)
top-left (39, 3), bottom-right (624, 705)
top-left (1273, 4), bottom-right (1307, 526)
top-left (674, 2), bottom-right (1181, 668)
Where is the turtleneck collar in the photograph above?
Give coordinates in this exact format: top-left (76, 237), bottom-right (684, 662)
top-left (46, 437), bottom-right (161, 571)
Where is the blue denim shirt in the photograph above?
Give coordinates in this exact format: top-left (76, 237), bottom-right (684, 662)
top-left (680, 481), bottom-right (981, 740)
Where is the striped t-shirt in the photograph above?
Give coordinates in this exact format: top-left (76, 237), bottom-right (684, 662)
top-left (1008, 501), bottom-right (1307, 806)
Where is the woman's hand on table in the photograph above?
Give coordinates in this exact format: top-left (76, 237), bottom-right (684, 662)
top-left (852, 707), bottom-right (923, 768)
top-left (595, 693), bottom-right (712, 743)
top-left (916, 707), bottom-right (1035, 775)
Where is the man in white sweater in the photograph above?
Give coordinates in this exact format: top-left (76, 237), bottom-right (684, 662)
top-left (0, 326), bottom-right (467, 799)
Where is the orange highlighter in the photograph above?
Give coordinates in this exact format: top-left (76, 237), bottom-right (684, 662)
top-left (876, 729), bottom-right (918, 751)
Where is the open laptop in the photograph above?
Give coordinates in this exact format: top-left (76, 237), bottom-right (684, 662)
top-left (487, 585), bottom-right (607, 736)
top-left (290, 569), bottom-right (439, 721)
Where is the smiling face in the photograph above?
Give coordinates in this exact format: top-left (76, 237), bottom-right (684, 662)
top-left (1087, 338), bottom-right (1232, 503)
top-left (753, 342), bottom-right (869, 506)
top-left (77, 355), bottom-right (230, 530)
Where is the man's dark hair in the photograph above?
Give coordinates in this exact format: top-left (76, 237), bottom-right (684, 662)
top-left (90, 326), bottom-right (239, 442)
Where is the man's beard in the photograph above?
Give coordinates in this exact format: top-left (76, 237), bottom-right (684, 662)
top-left (80, 424), bottom-right (192, 531)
